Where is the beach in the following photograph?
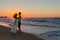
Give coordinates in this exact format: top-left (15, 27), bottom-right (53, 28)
top-left (0, 18), bottom-right (60, 40)
top-left (0, 25), bottom-right (45, 40)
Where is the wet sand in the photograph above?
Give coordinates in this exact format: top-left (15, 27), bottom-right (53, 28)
top-left (0, 25), bottom-right (45, 40)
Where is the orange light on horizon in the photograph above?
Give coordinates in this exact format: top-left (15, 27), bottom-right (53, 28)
top-left (0, 9), bottom-right (60, 19)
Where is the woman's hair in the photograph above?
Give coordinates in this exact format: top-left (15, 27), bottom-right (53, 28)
top-left (13, 13), bottom-right (17, 19)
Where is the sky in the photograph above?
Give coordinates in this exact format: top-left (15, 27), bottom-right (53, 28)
top-left (0, 0), bottom-right (60, 18)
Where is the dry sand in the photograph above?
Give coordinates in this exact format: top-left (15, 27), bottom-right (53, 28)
top-left (0, 25), bottom-right (45, 40)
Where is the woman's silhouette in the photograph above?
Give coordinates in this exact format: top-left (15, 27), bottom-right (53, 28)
top-left (10, 13), bottom-right (18, 33)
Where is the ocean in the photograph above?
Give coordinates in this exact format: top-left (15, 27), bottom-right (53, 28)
top-left (0, 18), bottom-right (60, 40)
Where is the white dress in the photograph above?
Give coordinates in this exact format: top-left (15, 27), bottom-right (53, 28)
top-left (10, 19), bottom-right (18, 33)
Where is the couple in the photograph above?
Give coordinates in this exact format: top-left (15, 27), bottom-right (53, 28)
top-left (11, 12), bottom-right (21, 33)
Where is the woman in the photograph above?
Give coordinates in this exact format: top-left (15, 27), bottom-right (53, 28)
top-left (10, 13), bottom-right (18, 33)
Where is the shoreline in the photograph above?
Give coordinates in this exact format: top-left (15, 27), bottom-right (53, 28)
top-left (0, 25), bottom-right (45, 40)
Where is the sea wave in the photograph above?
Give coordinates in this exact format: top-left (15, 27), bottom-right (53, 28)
top-left (22, 18), bottom-right (60, 28)
top-left (39, 30), bottom-right (60, 40)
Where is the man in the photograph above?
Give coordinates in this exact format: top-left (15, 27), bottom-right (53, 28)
top-left (18, 12), bottom-right (21, 32)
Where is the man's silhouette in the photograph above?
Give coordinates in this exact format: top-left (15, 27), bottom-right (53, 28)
top-left (18, 12), bottom-right (21, 32)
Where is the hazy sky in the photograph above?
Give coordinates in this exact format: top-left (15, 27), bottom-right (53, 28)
top-left (0, 0), bottom-right (60, 18)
